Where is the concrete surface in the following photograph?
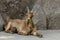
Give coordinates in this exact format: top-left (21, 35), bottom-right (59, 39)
top-left (0, 30), bottom-right (60, 40)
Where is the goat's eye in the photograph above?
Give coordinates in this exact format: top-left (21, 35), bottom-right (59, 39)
top-left (26, 13), bottom-right (28, 16)
top-left (26, 14), bottom-right (28, 16)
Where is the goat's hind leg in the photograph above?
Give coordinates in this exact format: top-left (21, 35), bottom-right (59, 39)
top-left (10, 27), bottom-right (17, 34)
top-left (5, 22), bottom-right (11, 33)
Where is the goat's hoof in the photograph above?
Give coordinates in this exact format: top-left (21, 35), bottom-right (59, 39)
top-left (4, 30), bottom-right (9, 33)
top-left (36, 34), bottom-right (43, 38)
top-left (39, 35), bottom-right (43, 38)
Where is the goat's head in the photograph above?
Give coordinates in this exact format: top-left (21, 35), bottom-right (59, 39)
top-left (25, 7), bottom-right (33, 20)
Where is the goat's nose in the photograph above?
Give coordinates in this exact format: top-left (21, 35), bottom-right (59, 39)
top-left (28, 18), bottom-right (30, 19)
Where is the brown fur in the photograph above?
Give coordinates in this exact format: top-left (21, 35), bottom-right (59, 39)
top-left (4, 9), bottom-right (43, 37)
top-left (4, 19), bottom-right (31, 35)
top-left (26, 11), bottom-right (43, 37)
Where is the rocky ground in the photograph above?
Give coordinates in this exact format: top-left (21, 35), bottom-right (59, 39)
top-left (0, 30), bottom-right (60, 40)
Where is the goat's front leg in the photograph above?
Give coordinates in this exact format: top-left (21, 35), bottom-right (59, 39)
top-left (31, 27), bottom-right (43, 38)
top-left (5, 22), bottom-right (11, 32)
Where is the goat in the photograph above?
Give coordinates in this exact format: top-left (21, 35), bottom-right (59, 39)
top-left (25, 9), bottom-right (43, 37)
top-left (4, 7), bottom-right (43, 37)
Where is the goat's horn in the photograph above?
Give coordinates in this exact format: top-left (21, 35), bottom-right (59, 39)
top-left (31, 10), bottom-right (33, 12)
top-left (26, 7), bottom-right (30, 13)
top-left (31, 9), bottom-right (33, 13)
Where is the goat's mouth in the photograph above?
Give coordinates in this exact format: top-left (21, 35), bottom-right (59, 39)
top-left (27, 17), bottom-right (32, 19)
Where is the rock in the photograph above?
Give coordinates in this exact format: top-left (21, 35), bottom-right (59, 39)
top-left (42, 0), bottom-right (60, 29)
top-left (32, 0), bottom-right (47, 30)
top-left (1, 0), bottom-right (60, 30)
top-left (0, 14), bottom-right (5, 31)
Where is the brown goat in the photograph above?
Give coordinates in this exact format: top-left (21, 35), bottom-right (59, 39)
top-left (4, 7), bottom-right (43, 37)
top-left (25, 10), bottom-right (43, 37)
top-left (4, 18), bottom-right (31, 35)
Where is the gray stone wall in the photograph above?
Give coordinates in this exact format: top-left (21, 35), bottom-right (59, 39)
top-left (32, 0), bottom-right (47, 30)
top-left (0, 0), bottom-right (36, 31)
top-left (0, 14), bottom-right (5, 31)
top-left (42, 0), bottom-right (60, 29)
top-left (32, 0), bottom-right (60, 29)
top-left (0, 0), bottom-right (60, 30)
